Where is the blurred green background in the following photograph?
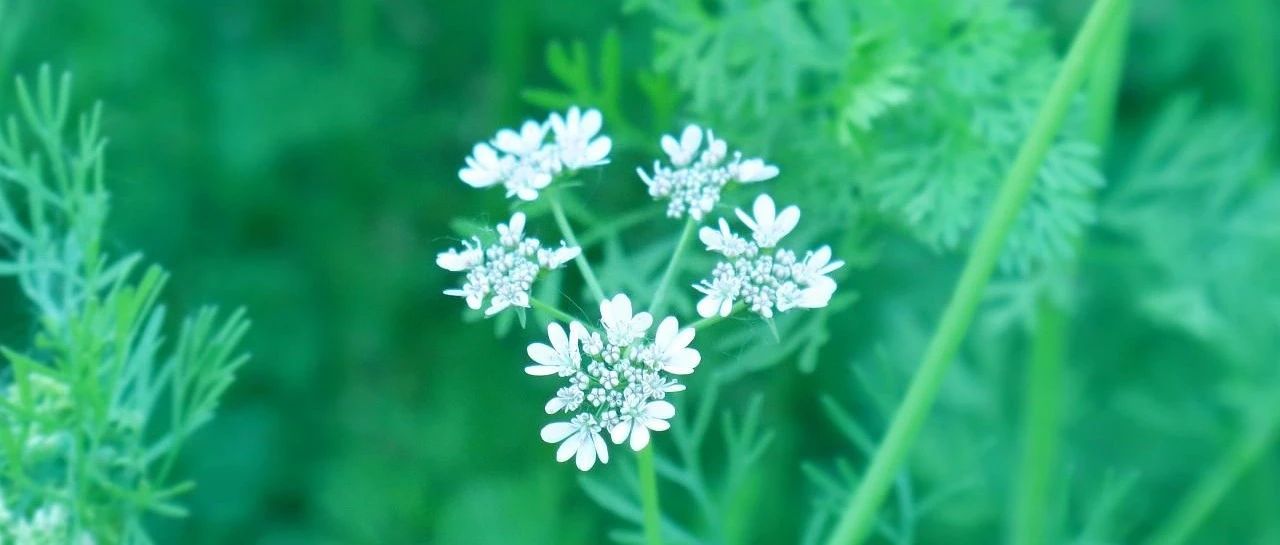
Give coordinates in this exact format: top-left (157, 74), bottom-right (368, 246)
top-left (0, 0), bottom-right (1277, 544)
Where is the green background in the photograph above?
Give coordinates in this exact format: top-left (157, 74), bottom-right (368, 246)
top-left (1, 1), bottom-right (1277, 544)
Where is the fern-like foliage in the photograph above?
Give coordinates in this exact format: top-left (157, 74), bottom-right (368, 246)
top-left (0, 68), bottom-right (249, 544)
top-left (627, 0), bottom-right (1105, 274)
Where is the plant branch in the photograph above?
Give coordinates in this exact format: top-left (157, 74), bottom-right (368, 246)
top-left (821, 0), bottom-right (1127, 543)
top-left (648, 216), bottom-right (699, 316)
top-left (548, 194), bottom-right (606, 303)
top-left (1010, 5), bottom-right (1130, 544)
top-left (1145, 398), bottom-right (1280, 545)
top-left (529, 297), bottom-right (578, 324)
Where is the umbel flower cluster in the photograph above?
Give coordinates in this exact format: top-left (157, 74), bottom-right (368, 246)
top-left (442, 106), bottom-right (840, 471)
top-left (694, 194), bottom-right (844, 319)
top-left (459, 106), bottom-right (612, 201)
top-left (638, 124), bottom-right (779, 220)
top-left (528, 295), bottom-right (699, 470)
top-left (437, 212), bottom-right (580, 316)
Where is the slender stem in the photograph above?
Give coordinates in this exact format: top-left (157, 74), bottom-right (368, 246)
top-left (548, 195), bottom-right (606, 303)
top-left (1145, 402), bottom-right (1280, 545)
top-left (1085, 0), bottom-right (1132, 154)
top-left (648, 217), bottom-right (699, 316)
top-left (528, 297), bottom-right (577, 324)
top-left (1009, 296), bottom-right (1068, 545)
top-left (637, 446), bottom-right (664, 545)
top-left (821, 1), bottom-right (1127, 543)
top-left (1010, 5), bottom-right (1130, 545)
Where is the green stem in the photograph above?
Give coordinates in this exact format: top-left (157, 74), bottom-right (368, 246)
top-left (648, 217), bottom-right (699, 316)
top-left (630, 217), bottom-right (699, 545)
top-left (1009, 296), bottom-right (1068, 545)
top-left (821, 1), bottom-right (1126, 543)
top-left (549, 195), bottom-right (606, 303)
top-left (1145, 404), bottom-right (1280, 545)
top-left (1010, 5), bottom-right (1131, 545)
top-left (1085, 0), bottom-right (1132, 154)
top-left (528, 297), bottom-right (577, 324)
top-left (637, 446), bottom-right (664, 545)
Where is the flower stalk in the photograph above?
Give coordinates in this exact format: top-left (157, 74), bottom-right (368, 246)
top-left (648, 216), bottom-right (699, 317)
top-left (549, 194), bottom-right (607, 303)
top-left (1010, 4), bottom-right (1130, 544)
top-left (822, 0), bottom-right (1128, 543)
top-left (529, 297), bottom-right (578, 324)
top-left (637, 446), bottom-right (664, 545)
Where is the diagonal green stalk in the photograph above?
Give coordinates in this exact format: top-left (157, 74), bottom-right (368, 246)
top-left (529, 296), bottom-right (578, 324)
top-left (1145, 400), bottom-right (1280, 545)
top-left (822, 1), bottom-right (1126, 543)
top-left (648, 216), bottom-right (699, 317)
top-left (549, 194), bottom-right (607, 303)
top-left (1010, 5), bottom-right (1130, 545)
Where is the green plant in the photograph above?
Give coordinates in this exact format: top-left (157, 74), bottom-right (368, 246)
top-left (0, 68), bottom-right (248, 544)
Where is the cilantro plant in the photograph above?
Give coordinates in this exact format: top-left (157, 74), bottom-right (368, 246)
top-left (0, 68), bottom-right (249, 544)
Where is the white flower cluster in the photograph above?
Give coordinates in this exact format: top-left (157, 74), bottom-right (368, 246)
top-left (528, 294), bottom-right (700, 471)
top-left (694, 194), bottom-right (844, 319)
top-left (459, 107), bottom-right (613, 201)
top-left (437, 212), bottom-right (580, 316)
top-left (0, 500), bottom-right (96, 545)
top-left (637, 124), bottom-right (779, 220)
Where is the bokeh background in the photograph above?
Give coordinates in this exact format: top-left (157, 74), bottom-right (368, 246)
top-left (0, 1), bottom-right (1277, 544)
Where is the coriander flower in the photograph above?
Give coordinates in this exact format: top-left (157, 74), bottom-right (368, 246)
top-left (693, 194), bottom-right (844, 319)
top-left (550, 106), bottom-right (612, 169)
top-left (438, 212), bottom-right (579, 316)
top-left (638, 124), bottom-right (779, 220)
top-left (459, 107), bottom-right (612, 202)
top-left (529, 294), bottom-right (700, 470)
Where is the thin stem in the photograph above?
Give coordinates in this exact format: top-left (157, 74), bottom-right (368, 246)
top-left (637, 446), bottom-right (664, 545)
top-left (821, 1), bottom-right (1127, 543)
top-left (548, 194), bottom-right (606, 303)
top-left (1010, 5), bottom-right (1131, 545)
top-left (1009, 296), bottom-right (1067, 545)
top-left (1085, 0), bottom-right (1132, 154)
top-left (648, 217), bottom-right (699, 316)
top-left (1145, 402), bottom-right (1280, 545)
top-left (529, 297), bottom-right (577, 324)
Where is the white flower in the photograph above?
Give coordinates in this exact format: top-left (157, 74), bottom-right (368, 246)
top-left (735, 194), bottom-right (799, 248)
top-left (641, 125), bottom-right (779, 219)
top-left (525, 322), bottom-right (586, 377)
top-left (551, 107), bottom-right (612, 169)
top-left (435, 239), bottom-right (483, 272)
top-left (541, 414), bottom-right (610, 471)
top-left (458, 107), bottom-right (613, 202)
top-left (694, 196), bottom-right (842, 318)
top-left (796, 245), bottom-right (844, 284)
top-left (537, 244), bottom-right (582, 269)
top-left (494, 120), bottom-right (547, 155)
top-left (527, 293), bottom-right (701, 469)
top-left (693, 271), bottom-right (739, 318)
top-left (599, 294), bottom-right (653, 347)
top-left (610, 399), bottom-right (675, 451)
top-left (732, 158), bottom-right (779, 183)
top-left (661, 124), bottom-right (703, 166)
top-left (439, 213), bottom-right (577, 316)
top-left (699, 218), bottom-right (752, 258)
top-left (653, 317), bottom-right (699, 374)
top-left (458, 143), bottom-right (507, 188)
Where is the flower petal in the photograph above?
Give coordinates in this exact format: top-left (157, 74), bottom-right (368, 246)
top-left (541, 422), bottom-right (575, 443)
